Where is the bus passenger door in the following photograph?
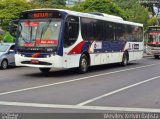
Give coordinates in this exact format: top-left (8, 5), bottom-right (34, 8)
top-left (63, 15), bottom-right (80, 68)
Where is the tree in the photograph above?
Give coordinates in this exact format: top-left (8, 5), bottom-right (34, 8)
top-left (54, 0), bottom-right (66, 6)
top-left (0, 0), bottom-right (32, 31)
top-left (3, 32), bottom-right (14, 43)
top-left (30, 0), bottom-right (67, 9)
top-left (112, 0), bottom-right (150, 28)
top-left (33, 0), bottom-right (66, 6)
top-left (71, 0), bottom-right (128, 20)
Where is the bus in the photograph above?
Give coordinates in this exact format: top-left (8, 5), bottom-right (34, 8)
top-left (145, 26), bottom-right (160, 59)
top-left (10, 9), bottom-right (143, 73)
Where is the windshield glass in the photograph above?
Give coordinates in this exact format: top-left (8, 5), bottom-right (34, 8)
top-left (17, 19), bottom-right (61, 47)
top-left (0, 45), bottom-right (9, 52)
top-left (148, 32), bottom-right (160, 43)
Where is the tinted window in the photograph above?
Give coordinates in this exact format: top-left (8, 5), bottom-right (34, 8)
top-left (104, 22), bottom-right (114, 41)
top-left (125, 25), bottom-right (143, 42)
top-left (81, 18), bottom-right (114, 41)
top-left (115, 24), bottom-right (126, 41)
top-left (81, 18), bottom-right (95, 40)
top-left (63, 16), bottom-right (79, 47)
top-left (81, 17), bottom-right (143, 42)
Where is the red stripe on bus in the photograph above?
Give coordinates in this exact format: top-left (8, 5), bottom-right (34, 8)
top-left (68, 41), bottom-right (84, 55)
top-left (32, 52), bottom-right (42, 58)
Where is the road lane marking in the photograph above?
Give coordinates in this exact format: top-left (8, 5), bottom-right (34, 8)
top-left (0, 101), bottom-right (160, 112)
top-left (77, 75), bottom-right (160, 106)
top-left (0, 63), bottom-right (159, 96)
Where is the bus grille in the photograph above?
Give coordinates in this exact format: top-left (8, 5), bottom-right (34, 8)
top-left (21, 61), bottom-right (52, 65)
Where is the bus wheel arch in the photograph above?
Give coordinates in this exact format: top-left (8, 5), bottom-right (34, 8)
top-left (121, 50), bottom-right (129, 66)
top-left (79, 52), bottom-right (90, 73)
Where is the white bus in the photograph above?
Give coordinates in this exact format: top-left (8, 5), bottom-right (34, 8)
top-left (12, 9), bottom-right (143, 73)
top-left (145, 26), bottom-right (160, 59)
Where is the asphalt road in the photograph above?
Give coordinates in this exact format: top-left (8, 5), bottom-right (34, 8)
top-left (0, 57), bottom-right (160, 115)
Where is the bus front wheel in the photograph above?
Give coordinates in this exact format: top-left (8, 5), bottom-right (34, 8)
top-left (79, 54), bottom-right (88, 73)
top-left (39, 68), bottom-right (51, 73)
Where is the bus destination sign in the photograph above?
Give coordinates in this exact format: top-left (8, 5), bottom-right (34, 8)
top-left (29, 12), bottom-right (53, 19)
top-left (149, 27), bottom-right (160, 31)
top-left (33, 13), bottom-right (50, 18)
top-left (20, 11), bottom-right (61, 19)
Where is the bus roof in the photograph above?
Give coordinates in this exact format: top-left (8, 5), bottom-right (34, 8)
top-left (22, 8), bottom-right (143, 27)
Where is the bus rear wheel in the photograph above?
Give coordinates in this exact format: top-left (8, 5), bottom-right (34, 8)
top-left (39, 68), bottom-right (51, 73)
top-left (79, 54), bottom-right (88, 73)
top-left (154, 55), bottom-right (159, 59)
top-left (121, 52), bottom-right (128, 66)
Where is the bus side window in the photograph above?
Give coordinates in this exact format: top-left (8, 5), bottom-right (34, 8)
top-left (63, 16), bottom-right (79, 47)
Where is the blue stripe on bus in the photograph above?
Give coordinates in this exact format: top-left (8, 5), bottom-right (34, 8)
top-left (57, 11), bottom-right (68, 56)
top-left (21, 53), bottom-right (50, 58)
top-left (82, 41), bottom-right (91, 52)
top-left (94, 41), bottom-right (126, 52)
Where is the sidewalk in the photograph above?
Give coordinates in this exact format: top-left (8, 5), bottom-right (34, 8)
top-left (143, 53), bottom-right (153, 58)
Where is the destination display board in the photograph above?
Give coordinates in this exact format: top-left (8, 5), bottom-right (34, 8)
top-left (20, 11), bottom-right (62, 19)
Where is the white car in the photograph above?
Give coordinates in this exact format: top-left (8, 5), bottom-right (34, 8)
top-left (0, 43), bottom-right (15, 69)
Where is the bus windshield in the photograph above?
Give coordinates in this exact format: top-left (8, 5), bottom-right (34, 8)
top-left (17, 19), bottom-right (61, 47)
top-left (148, 32), bottom-right (160, 43)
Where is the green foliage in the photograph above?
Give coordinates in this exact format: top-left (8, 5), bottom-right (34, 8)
top-left (30, 0), bottom-right (67, 9)
top-left (3, 32), bottom-right (14, 43)
top-left (147, 17), bottom-right (158, 26)
top-left (0, 0), bottom-right (32, 31)
top-left (113, 0), bottom-right (150, 28)
top-left (0, 33), bottom-right (5, 41)
top-left (71, 0), bottom-right (128, 19)
top-left (33, 0), bottom-right (66, 6)
top-left (54, 0), bottom-right (66, 6)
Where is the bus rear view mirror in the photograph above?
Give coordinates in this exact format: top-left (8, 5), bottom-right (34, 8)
top-left (9, 19), bottom-right (19, 37)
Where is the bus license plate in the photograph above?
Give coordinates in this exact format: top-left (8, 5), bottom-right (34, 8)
top-left (31, 60), bottom-right (39, 63)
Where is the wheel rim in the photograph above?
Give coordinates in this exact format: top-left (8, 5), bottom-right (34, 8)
top-left (81, 58), bottom-right (87, 72)
top-left (2, 60), bottom-right (7, 69)
top-left (124, 56), bottom-right (127, 65)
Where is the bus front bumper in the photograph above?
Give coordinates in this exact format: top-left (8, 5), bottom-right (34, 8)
top-left (15, 54), bottom-right (64, 69)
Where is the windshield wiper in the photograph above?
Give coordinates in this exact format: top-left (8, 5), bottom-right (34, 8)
top-left (29, 26), bottom-right (33, 43)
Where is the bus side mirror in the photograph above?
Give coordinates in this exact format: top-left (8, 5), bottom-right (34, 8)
top-left (9, 20), bottom-right (19, 37)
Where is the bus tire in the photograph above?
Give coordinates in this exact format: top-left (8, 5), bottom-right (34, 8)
top-left (1, 59), bottom-right (8, 70)
top-left (39, 68), bottom-right (50, 73)
top-left (121, 52), bottom-right (128, 66)
top-left (154, 55), bottom-right (159, 59)
top-left (79, 54), bottom-right (88, 73)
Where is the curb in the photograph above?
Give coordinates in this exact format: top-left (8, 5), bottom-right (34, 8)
top-left (143, 54), bottom-right (153, 58)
